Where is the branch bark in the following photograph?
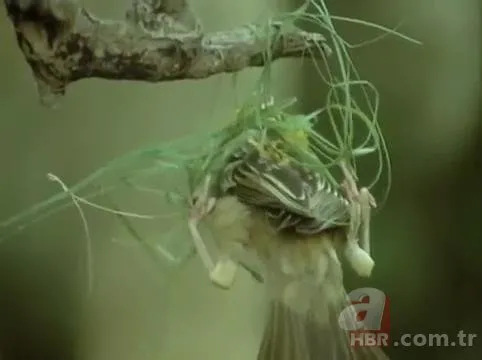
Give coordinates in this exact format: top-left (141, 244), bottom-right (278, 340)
top-left (3, 0), bottom-right (331, 104)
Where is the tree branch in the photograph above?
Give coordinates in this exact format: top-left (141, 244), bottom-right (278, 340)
top-left (3, 0), bottom-right (331, 104)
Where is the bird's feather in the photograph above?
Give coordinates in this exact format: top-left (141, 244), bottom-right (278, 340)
top-left (252, 221), bottom-right (388, 360)
top-left (205, 132), bottom-right (387, 359)
top-left (221, 140), bottom-right (350, 235)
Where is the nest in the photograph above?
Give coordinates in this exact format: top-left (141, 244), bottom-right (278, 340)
top-left (0, 1), bottom-right (420, 286)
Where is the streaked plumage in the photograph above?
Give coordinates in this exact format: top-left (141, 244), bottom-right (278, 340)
top-left (221, 136), bottom-right (351, 234)
top-left (194, 129), bottom-right (387, 360)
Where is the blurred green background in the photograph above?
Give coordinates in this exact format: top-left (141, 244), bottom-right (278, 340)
top-left (0, 0), bottom-right (480, 359)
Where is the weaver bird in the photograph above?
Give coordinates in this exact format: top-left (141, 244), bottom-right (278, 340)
top-left (187, 121), bottom-right (388, 360)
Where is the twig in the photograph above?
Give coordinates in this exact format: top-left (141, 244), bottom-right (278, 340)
top-left (3, 0), bottom-right (331, 105)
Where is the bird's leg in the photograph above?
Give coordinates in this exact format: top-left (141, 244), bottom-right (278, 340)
top-left (344, 185), bottom-right (362, 248)
top-left (358, 187), bottom-right (376, 255)
top-left (188, 174), bottom-right (216, 273)
top-left (340, 163), bottom-right (376, 277)
top-left (188, 174), bottom-right (239, 288)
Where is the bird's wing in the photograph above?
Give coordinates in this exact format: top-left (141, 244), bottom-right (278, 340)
top-left (221, 144), bottom-right (350, 234)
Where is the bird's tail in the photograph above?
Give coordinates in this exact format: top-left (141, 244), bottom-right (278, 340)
top-left (257, 298), bottom-right (389, 360)
top-left (255, 231), bottom-right (389, 360)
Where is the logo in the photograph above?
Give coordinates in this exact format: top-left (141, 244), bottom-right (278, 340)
top-left (338, 287), bottom-right (390, 347)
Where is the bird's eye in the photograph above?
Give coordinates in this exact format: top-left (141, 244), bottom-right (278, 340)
top-left (190, 195), bottom-right (199, 206)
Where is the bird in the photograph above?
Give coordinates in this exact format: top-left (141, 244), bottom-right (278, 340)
top-left (187, 110), bottom-right (388, 360)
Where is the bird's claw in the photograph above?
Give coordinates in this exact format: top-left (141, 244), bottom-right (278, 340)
top-left (209, 257), bottom-right (238, 289)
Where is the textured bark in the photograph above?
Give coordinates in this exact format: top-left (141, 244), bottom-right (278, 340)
top-left (3, 0), bottom-right (331, 104)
